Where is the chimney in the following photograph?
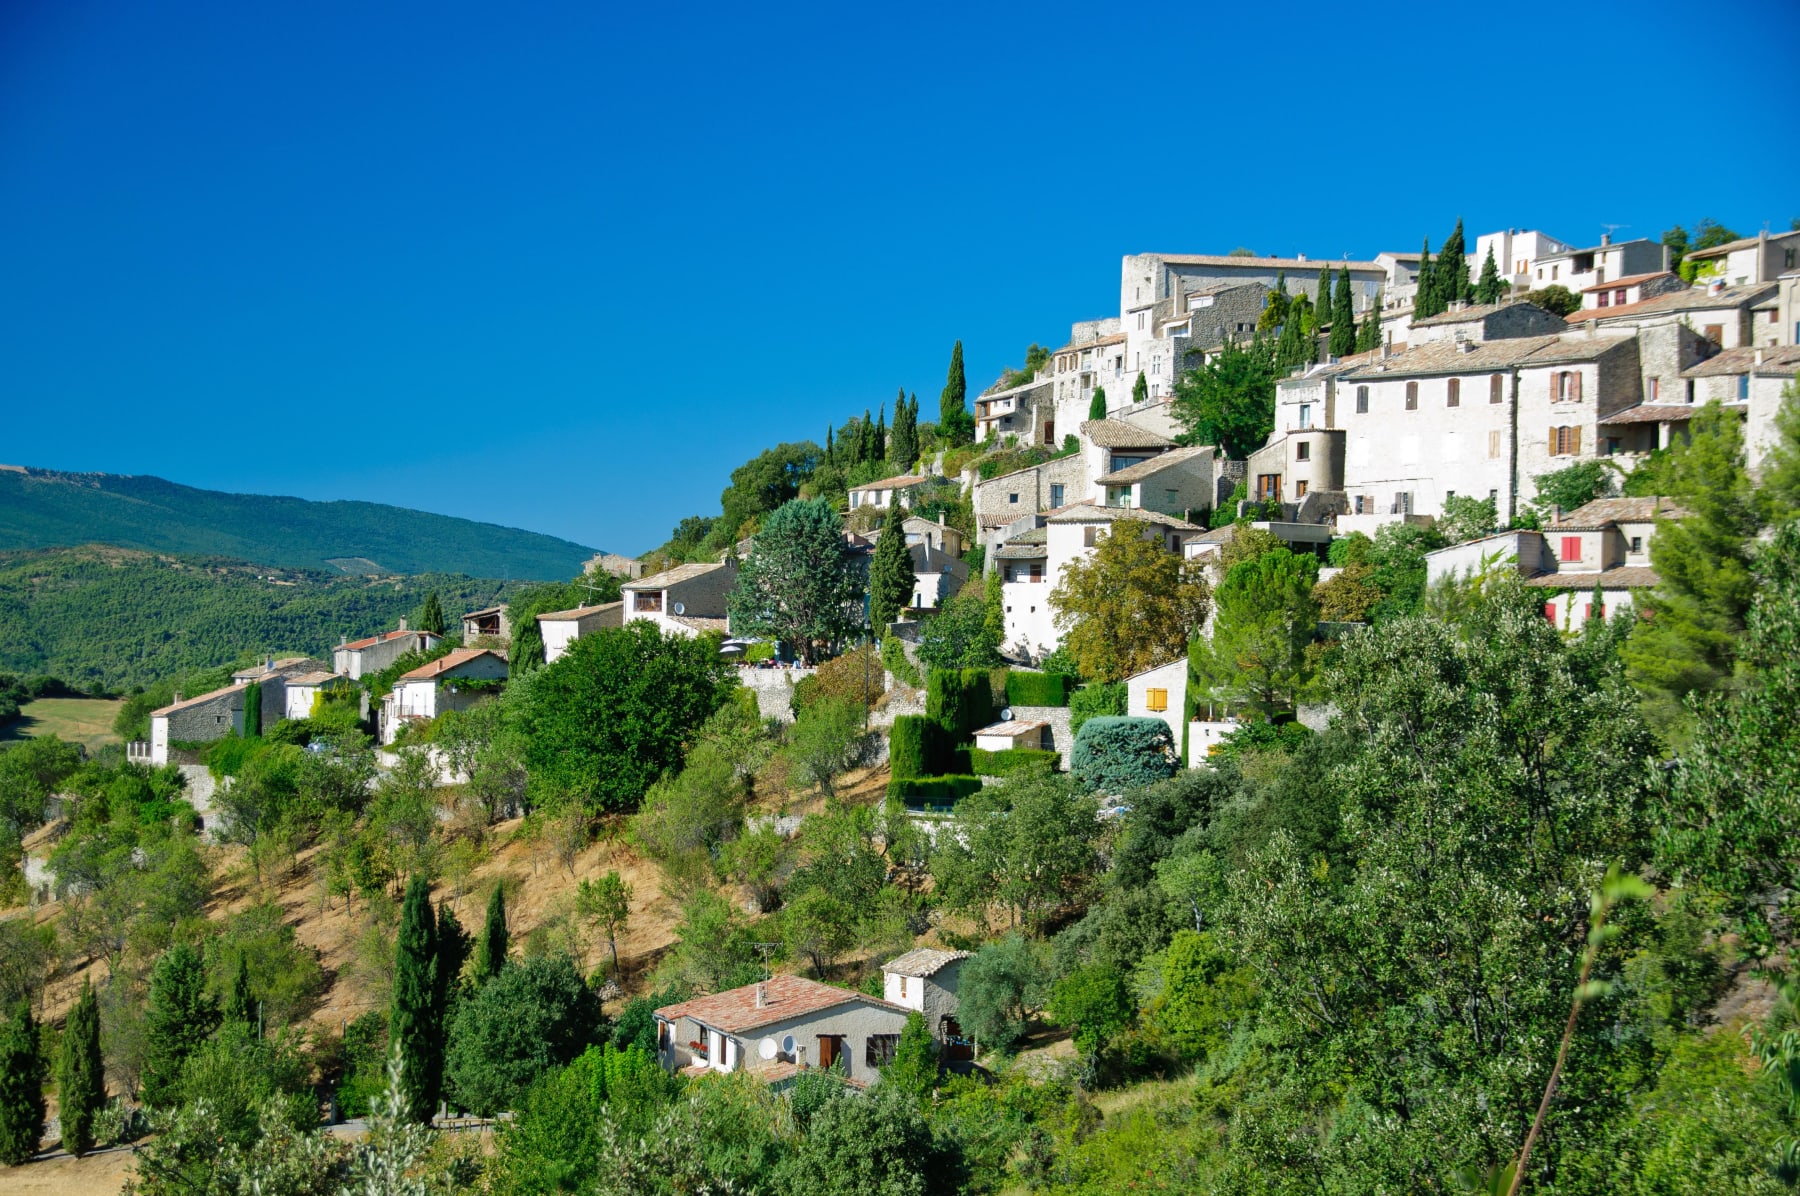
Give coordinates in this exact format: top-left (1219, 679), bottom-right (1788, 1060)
top-left (1661, 243), bottom-right (1671, 273)
top-left (398, 617), bottom-right (408, 631)
top-left (1601, 233), bottom-right (1611, 246)
top-left (755, 983), bottom-right (767, 1009)
top-left (173, 691), bottom-right (182, 704)
top-left (1586, 318), bottom-right (1597, 338)
top-left (1755, 347), bottom-right (1765, 367)
top-left (1297, 253), bottom-right (1307, 263)
top-left (338, 634), bottom-right (347, 647)
top-left (1757, 229), bottom-right (1769, 284)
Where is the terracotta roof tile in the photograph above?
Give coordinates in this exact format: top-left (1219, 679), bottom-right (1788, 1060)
top-left (150, 684), bottom-right (242, 718)
top-left (1524, 566), bottom-right (1660, 589)
top-left (396, 648), bottom-right (506, 683)
top-left (535, 600), bottom-right (623, 622)
top-left (1080, 419), bottom-right (1176, 448)
top-left (1096, 445), bottom-right (1213, 485)
top-left (883, 948), bottom-right (971, 978)
top-left (339, 629), bottom-right (439, 653)
top-left (655, 974), bottom-right (901, 1035)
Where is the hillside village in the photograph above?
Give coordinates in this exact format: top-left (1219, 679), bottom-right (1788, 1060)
top-left (4, 218), bottom-right (1800, 1194)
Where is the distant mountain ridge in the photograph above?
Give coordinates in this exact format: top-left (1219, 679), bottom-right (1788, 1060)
top-left (0, 465), bottom-right (597, 579)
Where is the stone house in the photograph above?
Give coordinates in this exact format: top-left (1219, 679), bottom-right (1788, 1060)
top-left (460, 605), bottom-right (511, 644)
top-left (1678, 346), bottom-right (1800, 472)
top-left (332, 623), bottom-right (443, 680)
top-left (538, 600), bottom-right (625, 663)
top-left (282, 670), bottom-right (357, 721)
top-left (1532, 235), bottom-right (1668, 293)
top-left (1407, 300), bottom-right (1569, 347)
top-left (882, 948), bottom-right (971, 1054)
top-left (655, 974), bottom-right (914, 1088)
top-left (847, 473), bottom-right (929, 512)
top-left (1125, 658), bottom-right (1188, 752)
top-left (1574, 271), bottom-right (1687, 317)
top-left (1048, 322), bottom-right (1127, 437)
top-left (587, 552), bottom-right (644, 579)
top-left (1679, 229), bottom-right (1800, 289)
top-left (622, 560), bottom-right (737, 639)
top-left (148, 684), bottom-right (246, 765)
top-left (380, 647), bottom-right (508, 744)
top-left (885, 514), bottom-right (966, 558)
top-left (974, 377), bottom-right (1056, 446)
top-left (972, 454), bottom-right (1090, 560)
top-left (1574, 282), bottom-right (1776, 351)
top-left (1096, 444), bottom-right (1220, 520)
top-left (232, 656), bottom-right (315, 685)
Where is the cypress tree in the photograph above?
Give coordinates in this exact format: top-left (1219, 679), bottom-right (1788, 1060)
top-left (478, 885), bottom-right (508, 983)
top-left (1330, 267), bottom-right (1357, 357)
top-left (416, 591), bottom-right (446, 637)
top-left (0, 1001), bottom-right (44, 1166)
top-left (142, 943), bottom-right (218, 1108)
top-left (226, 953), bottom-right (255, 1028)
top-left (1415, 238), bottom-right (1438, 319)
top-left (939, 341), bottom-right (971, 446)
top-left (1437, 218), bottom-right (1471, 309)
top-left (1475, 245), bottom-right (1505, 305)
top-left (1274, 307), bottom-right (1303, 374)
top-left (1132, 371), bottom-right (1149, 404)
top-left (391, 875), bottom-right (442, 1123)
top-left (57, 982), bottom-right (102, 1158)
top-left (435, 902), bottom-right (471, 1035)
top-left (860, 409), bottom-right (876, 464)
top-left (876, 403), bottom-right (888, 462)
top-left (1356, 291), bottom-right (1384, 353)
top-left (1088, 386), bottom-right (1107, 421)
top-left (826, 425), bottom-right (835, 467)
top-left (868, 516), bottom-right (918, 631)
top-left (241, 680), bottom-right (261, 739)
top-left (891, 388), bottom-right (917, 469)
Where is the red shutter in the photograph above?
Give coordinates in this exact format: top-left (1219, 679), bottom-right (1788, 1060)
top-left (1584, 603), bottom-right (1594, 621)
top-left (1562, 536), bottom-right (1581, 561)
top-left (1543, 602), bottom-right (1557, 622)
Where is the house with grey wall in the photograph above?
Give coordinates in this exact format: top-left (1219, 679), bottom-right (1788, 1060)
top-left (622, 560), bottom-right (737, 638)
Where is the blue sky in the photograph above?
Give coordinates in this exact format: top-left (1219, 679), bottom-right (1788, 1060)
top-left (4, 0), bottom-right (1797, 557)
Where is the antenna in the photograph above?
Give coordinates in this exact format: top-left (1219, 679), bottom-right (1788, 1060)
top-left (1601, 223), bottom-right (1629, 240)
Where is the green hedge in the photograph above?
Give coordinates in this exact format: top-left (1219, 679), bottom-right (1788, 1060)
top-left (1071, 716), bottom-right (1178, 794)
top-left (969, 747), bottom-right (1060, 776)
top-left (1005, 672), bottom-right (1073, 708)
top-left (927, 668), bottom-right (996, 742)
top-left (889, 715), bottom-right (934, 782)
top-left (1069, 682), bottom-right (1127, 735)
top-left (887, 775), bottom-right (984, 804)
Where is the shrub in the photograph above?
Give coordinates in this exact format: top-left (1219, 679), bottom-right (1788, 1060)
top-left (880, 636), bottom-right (922, 687)
top-left (888, 716), bottom-right (935, 783)
top-left (956, 935), bottom-right (1047, 1053)
top-left (444, 954), bottom-right (602, 1115)
top-left (927, 668), bottom-right (996, 742)
top-left (1068, 683), bottom-right (1126, 735)
top-left (1071, 717), bottom-right (1178, 794)
top-left (887, 776), bottom-right (983, 805)
top-left (968, 747), bottom-right (1059, 777)
top-left (1005, 671), bottom-right (1073, 708)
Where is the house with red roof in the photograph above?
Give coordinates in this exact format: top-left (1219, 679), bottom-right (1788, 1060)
top-left (378, 647), bottom-right (507, 744)
top-left (331, 620), bottom-right (443, 679)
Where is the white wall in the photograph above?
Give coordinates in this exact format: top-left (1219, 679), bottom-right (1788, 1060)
top-left (1126, 659), bottom-right (1187, 750)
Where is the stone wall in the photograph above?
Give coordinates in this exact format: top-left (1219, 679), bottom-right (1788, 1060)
top-left (738, 667), bottom-right (815, 724)
top-left (1010, 704), bottom-right (1075, 770)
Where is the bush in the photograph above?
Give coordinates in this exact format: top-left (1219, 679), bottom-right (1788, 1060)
top-left (1068, 682), bottom-right (1126, 735)
top-left (968, 747), bottom-right (1059, 777)
top-left (1071, 717), bottom-right (1178, 794)
top-left (888, 716), bottom-right (935, 783)
top-left (444, 954), bottom-right (602, 1115)
top-left (956, 935), bottom-right (1047, 1053)
top-left (879, 636), bottom-right (922, 687)
top-left (927, 668), bottom-right (996, 743)
top-left (1213, 720), bottom-right (1312, 760)
top-left (1005, 671), bottom-right (1073, 708)
top-left (887, 776), bottom-right (983, 805)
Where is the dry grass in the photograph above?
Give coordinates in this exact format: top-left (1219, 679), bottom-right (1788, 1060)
top-left (0, 699), bottom-right (123, 755)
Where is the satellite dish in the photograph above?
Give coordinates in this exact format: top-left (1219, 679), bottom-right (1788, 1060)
top-left (758, 1037), bottom-right (779, 1061)
top-left (781, 1034), bottom-right (796, 1056)
top-left (1000, 707), bottom-right (1013, 722)
top-left (674, 601), bottom-right (687, 615)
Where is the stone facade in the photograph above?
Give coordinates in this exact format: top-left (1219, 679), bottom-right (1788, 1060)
top-left (149, 685), bottom-right (244, 765)
top-left (973, 454), bottom-right (1090, 550)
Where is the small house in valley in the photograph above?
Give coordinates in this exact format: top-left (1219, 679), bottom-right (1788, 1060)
top-left (848, 474), bottom-right (929, 512)
top-left (654, 974), bottom-right (914, 1088)
top-left (146, 685), bottom-right (247, 765)
top-left (379, 648), bottom-right (507, 744)
top-left (622, 561), bottom-right (736, 639)
top-left (461, 605), bottom-right (511, 644)
top-left (332, 622), bottom-right (443, 679)
top-left (538, 600), bottom-right (624, 663)
top-left (882, 948), bottom-right (972, 1057)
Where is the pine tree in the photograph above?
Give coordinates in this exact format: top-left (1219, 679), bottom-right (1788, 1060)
top-left (1437, 218), bottom-right (1471, 309)
top-left (226, 953), bottom-right (255, 1028)
top-left (416, 591), bottom-right (447, 638)
top-left (1356, 291), bottom-right (1384, 353)
top-left (1414, 237), bottom-right (1439, 320)
top-left (142, 942), bottom-right (218, 1108)
top-left (1088, 386), bottom-right (1107, 421)
top-left (390, 876), bottom-right (442, 1123)
top-left (1329, 266), bottom-right (1357, 357)
top-left (939, 341), bottom-right (972, 446)
top-left (1132, 371), bottom-right (1149, 404)
top-left (57, 981), bottom-right (102, 1158)
top-left (478, 885), bottom-right (508, 983)
top-left (1474, 245), bottom-right (1505, 305)
top-left (0, 1001), bottom-right (44, 1166)
top-left (868, 516), bottom-right (918, 631)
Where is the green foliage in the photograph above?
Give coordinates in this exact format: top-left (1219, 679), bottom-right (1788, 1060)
top-left (1474, 245), bottom-right (1505, 304)
top-left (778, 1081), bottom-right (964, 1195)
top-left (968, 746), bottom-right (1059, 777)
top-left (389, 875), bottom-right (442, 1123)
top-left (879, 635), bottom-right (920, 687)
top-left (0, 467), bottom-right (595, 578)
top-left (939, 340), bottom-right (974, 446)
top-left (0, 1000), bottom-right (44, 1165)
top-left (1143, 929), bottom-right (1254, 1062)
top-left (520, 620), bottom-right (734, 814)
top-left (1005, 670), bottom-right (1072, 707)
top-left (926, 667), bottom-right (995, 746)
top-left (479, 885), bottom-right (509, 983)
top-left (955, 934), bottom-right (1049, 1052)
top-left (886, 714), bottom-right (935, 784)
top-left (0, 546), bottom-right (511, 691)
top-left (1666, 218), bottom-right (1741, 282)
top-left (1363, 519), bottom-right (1449, 621)
top-left (1088, 387), bottom-right (1107, 421)
top-left (142, 942), bottom-right (220, 1109)
top-left (868, 516), bottom-right (918, 631)
top-left (1050, 525), bottom-right (1212, 683)
top-left (888, 774), bottom-right (983, 804)
top-left (884, 1011), bottom-right (938, 1103)
top-left (1131, 370), bottom-right (1149, 404)
top-left (1439, 494), bottom-right (1499, 543)
top-left (445, 953), bottom-right (601, 1115)
top-left (508, 576), bottom-right (616, 676)
top-left (1050, 962), bottom-right (1134, 1063)
top-left (1526, 283), bottom-right (1582, 316)
top-left (577, 870), bottom-right (632, 977)
top-left (57, 981), bottom-right (103, 1157)
top-left (655, 889), bottom-right (764, 994)
top-left (890, 391), bottom-right (920, 471)
top-left (714, 441), bottom-right (825, 551)
top-left (1170, 333), bottom-right (1276, 458)
top-left (1068, 681), bottom-right (1125, 735)
top-left (930, 772), bottom-right (1098, 932)
top-left (1202, 546), bottom-right (1320, 714)
top-left (915, 579), bottom-right (1002, 671)
top-left (729, 497), bottom-right (866, 662)
top-left (1533, 459), bottom-right (1617, 516)
top-left (0, 733), bottom-right (82, 838)
top-left (1071, 716), bottom-right (1178, 793)
top-left (1328, 266), bottom-right (1357, 358)
top-left (1356, 290), bottom-right (1384, 352)
top-left (786, 694), bottom-right (868, 796)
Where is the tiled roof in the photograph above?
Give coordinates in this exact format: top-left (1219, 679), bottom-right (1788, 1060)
top-left (1080, 419), bottom-right (1176, 448)
top-left (1097, 445), bottom-right (1213, 486)
top-left (1338, 333), bottom-right (1631, 380)
top-left (1681, 345), bottom-right (1800, 378)
top-left (672, 615), bottom-right (731, 633)
top-left (973, 719), bottom-right (1048, 737)
top-left (655, 974), bottom-right (900, 1035)
top-left (339, 629), bottom-right (437, 653)
top-left (850, 474), bottom-right (930, 492)
top-left (1146, 253), bottom-right (1386, 272)
top-left (1191, 524), bottom-right (1238, 546)
top-left (232, 656), bottom-right (312, 680)
top-left (285, 670), bottom-right (346, 686)
top-left (1556, 497), bottom-right (1689, 526)
top-left (1519, 335), bottom-right (1639, 365)
top-left (1580, 271), bottom-right (1675, 293)
top-left (536, 600), bottom-right (623, 622)
top-left (150, 684), bottom-right (241, 718)
top-left (396, 648), bottom-right (505, 683)
top-left (1007, 526), bottom-right (1047, 545)
top-left (884, 948), bottom-right (971, 978)
top-left (1598, 402), bottom-right (1739, 425)
top-left (1524, 566), bottom-right (1660, 589)
top-left (1123, 657), bottom-right (1186, 682)
top-left (461, 605), bottom-right (506, 619)
top-left (1682, 229), bottom-right (1800, 261)
top-left (624, 561), bottom-right (732, 590)
top-left (1410, 300), bottom-right (1561, 328)
top-left (1574, 283), bottom-right (1777, 324)
top-left (995, 543), bottom-right (1048, 560)
top-left (1047, 504), bottom-right (1202, 531)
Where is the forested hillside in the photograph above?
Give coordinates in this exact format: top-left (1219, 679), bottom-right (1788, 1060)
top-left (0, 546), bottom-right (513, 689)
top-left (0, 466), bottom-right (596, 578)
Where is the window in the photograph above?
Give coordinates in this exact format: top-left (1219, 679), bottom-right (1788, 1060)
top-left (1561, 536), bottom-right (1581, 562)
top-left (1597, 292), bottom-right (1610, 308)
top-left (1165, 488), bottom-right (1178, 507)
top-left (1488, 430), bottom-right (1502, 459)
top-left (1083, 527), bottom-right (1099, 547)
top-left (1295, 480), bottom-right (1308, 497)
top-left (1354, 495), bottom-right (1367, 515)
top-left (1008, 492), bottom-right (1018, 504)
top-left (1295, 441), bottom-right (1311, 461)
top-left (1136, 312), bottom-right (1146, 330)
top-left (1584, 602), bottom-right (1595, 622)
top-left (634, 592), bottom-right (663, 613)
top-left (1703, 324), bottom-right (1724, 346)
top-left (899, 976), bottom-right (908, 998)
top-left (1490, 374), bottom-right (1505, 404)
top-left (1145, 687), bottom-right (1168, 712)
top-left (1543, 602), bottom-right (1557, 622)
top-left (1629, 535), bottom-right (1643, 553)
top-left (1787, 248), bottom-right (1797, 269)
top-left (1740, 375), bottom-right (1750, 401)
top-left (1298, 403), bottom-right (1312, 428)
top-left (1614, 288), bottom-right (1627, 305)
top-left (1405, 381), bottom-right (1419, 410)
top-left (1356, 385), bottom-right (1369, 413)
top-left (1649, 377), bottom-right (1659, 402)
top-left (1550, 425), bottom-right (1582, 455)
top-left (1049, 483), bottom-right (1065, 507)
top-left (1447, 378), bottom-right (1460, 407)
top-left (866, 1035), bottom-right (899, 1069)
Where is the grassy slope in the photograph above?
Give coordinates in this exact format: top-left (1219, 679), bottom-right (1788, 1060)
top-left (0, 697), bottom-right (122, 754)
top-left (0, 545), bottom-right (515, 689)
top-left (0, 467), bottom-right (598, 579)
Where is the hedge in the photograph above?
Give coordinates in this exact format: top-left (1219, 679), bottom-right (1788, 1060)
top-left (1005, 671), bottom-right (1073, 708)
top-left (887, 775), bottom-right (984, 804)
top-left (1071, 716), bottom-right (1178, 794)
top-left (889, 715), bottom-right (934, 783)
top-left (927, 668), bottom-right (996, 742)
top-left (969, 747), bottom-right (1060, 777)
top-left (1069, 682), bottom-right (1127, 735)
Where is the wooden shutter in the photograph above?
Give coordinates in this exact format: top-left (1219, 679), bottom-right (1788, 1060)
top-left (1571, 425), bottom-right (1582, 454)
top-left (1543, 602), bottom-right (1557, 622)
top-left (1572, 371), bottom-right (1583, 402)
top-left (1549, 426), bottom-right (1558, 455)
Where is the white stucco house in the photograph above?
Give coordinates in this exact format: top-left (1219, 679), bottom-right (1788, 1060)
top-left (379, 647), bottom-right (508, 744)
top-left (883, 948), bottom-right (972, 1056)
top-left (848, 474), bottom-right (929, 512)
top-left (621, 561), bottom-right (737, 639)
top-left (655, 974), bottom-right (915, 1088)
top-left (1125, 658), bottom-right (1188, 751)
top-left (537, 600), bottom-right (624, 663)
top-left (282, 670), bottom-right (357, 721)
